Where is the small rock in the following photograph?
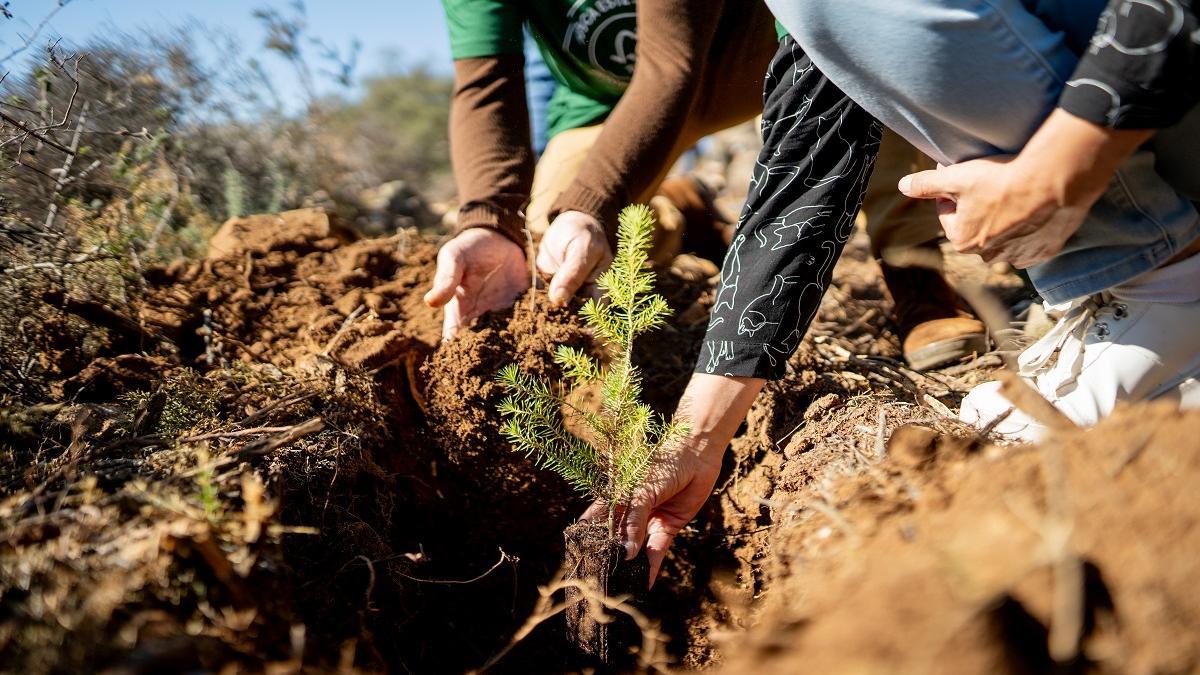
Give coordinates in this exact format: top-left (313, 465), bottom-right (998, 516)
top-left (206, 208), bottom-right (357, 260)
top-left (804, 393), bottom-right (843, 422)
top-left (363, 292), bottom-right (386, 313)
top-left (335, 288), bottom-right (364, 317)
top-left (670, 253), bottom-right (720, 283)
top-left (888, 424), bottom-right (940, 467)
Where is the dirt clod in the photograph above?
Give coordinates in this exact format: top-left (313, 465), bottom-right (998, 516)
top-left (563, 519), bottom-right (651, 665)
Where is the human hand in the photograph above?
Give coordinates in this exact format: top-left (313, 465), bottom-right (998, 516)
top-left (423, 227), bottom-right (529, 340)
top-left (537, 210), bottom-right (613, 305)
top-left (583, 374), bottom-right (766, 586)
top-left (897, 155), bottom-right (1090, 269)
top-left (898, 108), bottom-right (1152, 269)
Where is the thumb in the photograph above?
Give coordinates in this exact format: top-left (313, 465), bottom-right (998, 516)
top-left (898, 168), bottom-right (960, 200)
top-left (424, 248), bottom-right (464, 308)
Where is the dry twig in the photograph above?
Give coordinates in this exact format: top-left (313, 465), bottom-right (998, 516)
top-left (476, 570), bottom-right (669, 673)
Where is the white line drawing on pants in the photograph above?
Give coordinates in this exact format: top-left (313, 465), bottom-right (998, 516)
top-left (703, 339), bottom-right (738, 374)
top-left (709, 233), bottom-right (746, 329)
top-left (738, 274), bottom-right (802, 337)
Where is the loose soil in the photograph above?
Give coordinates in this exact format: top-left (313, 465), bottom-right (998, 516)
top-left (2, 207), bottom-right (1197, 674)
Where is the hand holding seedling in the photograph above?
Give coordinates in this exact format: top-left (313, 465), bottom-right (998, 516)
top-left (586, 372), bottom-right (765, 583)
top-left (424, 228), bottom-right (529, 340)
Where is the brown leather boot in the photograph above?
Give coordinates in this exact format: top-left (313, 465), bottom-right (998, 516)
top-left (880, 256), bottom-right (989, 371)
top-left (655, 175), bottom-right (733, 264)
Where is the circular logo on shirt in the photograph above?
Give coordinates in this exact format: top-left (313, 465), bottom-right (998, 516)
top-left (563, 0), bottom-right (638, 84)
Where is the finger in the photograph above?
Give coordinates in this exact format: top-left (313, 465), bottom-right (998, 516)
top-left (424, 248), bottom-right (464, 308)
top-left (548, 239), bottom-right (601, 306)
top-left (535, 239), bottom-right (560, 279)
top-left (938, 212), bottom-right (971, 251)
top-left (622, 499), bottom-right (651, 561)
top-left (441, 297), bottom-right (465, 341)
top-left (581, 499), bottom-right (607, 521)
top-left (644, 519), bottom-right (678, 589)
top-left (899, 168), bottom-right (961, 200)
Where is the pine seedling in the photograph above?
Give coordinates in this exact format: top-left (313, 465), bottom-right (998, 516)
top-left (496, 204), bottom-right (690, 534)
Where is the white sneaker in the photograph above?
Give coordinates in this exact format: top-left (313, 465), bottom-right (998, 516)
top-left (960, 293), bottom-right (1200, 442)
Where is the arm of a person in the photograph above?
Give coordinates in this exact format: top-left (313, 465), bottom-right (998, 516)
top-left (1059, 0), bottom-right (1198, 130)
top-left (424, 56), bottom-right (535, 339)
top-left (547, 0), bottom-right (725, 234)
top-left (448, 55), bottom-right (536, 246)
top-left (615, 42), bottom-right (883, 582)
top-left (898, 0), bottom-right (1194, 266)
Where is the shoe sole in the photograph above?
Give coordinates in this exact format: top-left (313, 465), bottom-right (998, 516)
top-left (906, 333), bottom-right (990, 372)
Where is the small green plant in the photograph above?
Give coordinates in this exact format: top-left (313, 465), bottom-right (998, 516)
top-left (497, 204), bottom-right (689, 534)
top-left (120, 369), bottom-right (221, 437)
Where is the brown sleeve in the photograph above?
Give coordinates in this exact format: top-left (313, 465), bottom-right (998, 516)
top-left (549, 0), bottom-right (725, 237)
top-left (449, 55), bottom-right (535, 248)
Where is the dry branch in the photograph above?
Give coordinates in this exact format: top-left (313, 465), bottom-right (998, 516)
top-left (996, 371), bottom-right (1078, 433)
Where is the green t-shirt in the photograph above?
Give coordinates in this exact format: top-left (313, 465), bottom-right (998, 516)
top-left (443, 0), bottom-right (640, 138)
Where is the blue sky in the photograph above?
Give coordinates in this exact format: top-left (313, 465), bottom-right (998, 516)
top-left (1, 0), bottom-right (453, 110)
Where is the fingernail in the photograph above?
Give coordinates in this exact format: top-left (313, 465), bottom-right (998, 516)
top-left (623, 540), bottom-right (637, 560)
top-left (898, 175), bottom-right (912, 194)
top-left (550, 289), bottom-right (567, 306)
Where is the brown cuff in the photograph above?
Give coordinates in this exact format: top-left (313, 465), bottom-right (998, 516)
top-left (452, 200), bottom-right (528, 250)
top-left (550, 184), bottom-right (623, 248)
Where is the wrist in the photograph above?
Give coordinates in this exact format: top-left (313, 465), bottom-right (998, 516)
top-left (453, 223), bottom-right (527, 257)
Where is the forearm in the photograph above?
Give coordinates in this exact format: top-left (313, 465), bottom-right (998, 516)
top-left (1059, 0), bottom-right (1198, 129)
top-left (1013, 108), bottom-right (1153, 207)
top-left (679, 374), bottom-right (766, 460)
top-left (699, 40), bottom-right (881, 379)
top-left (549, 0), bottom-right (724, 233)
top-left (449, 55), bottom-right (536, 247)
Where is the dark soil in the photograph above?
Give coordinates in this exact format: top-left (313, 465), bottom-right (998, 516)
top-left (562, 519), bottom-right (651, 665)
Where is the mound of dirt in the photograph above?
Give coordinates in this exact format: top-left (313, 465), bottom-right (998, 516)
top-left (714, 403), bottom-right (1200, 675)
top-left (421, 293), bottom-right (590, 519)
top-left (4, 203), bottom-right (1196, 675)
top-left (142, 211), bottom-right (442, 372)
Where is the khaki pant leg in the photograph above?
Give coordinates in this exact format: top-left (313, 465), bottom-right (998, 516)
top-left (525, 122), bottom-right (695, 261)
top-left (526, 124), bottom-right (605, 238)
top-left (860, 127), bottom-right (941, 263)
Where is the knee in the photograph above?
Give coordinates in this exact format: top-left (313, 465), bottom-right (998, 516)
top-left (769, 0), bottom-right (857, 46)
